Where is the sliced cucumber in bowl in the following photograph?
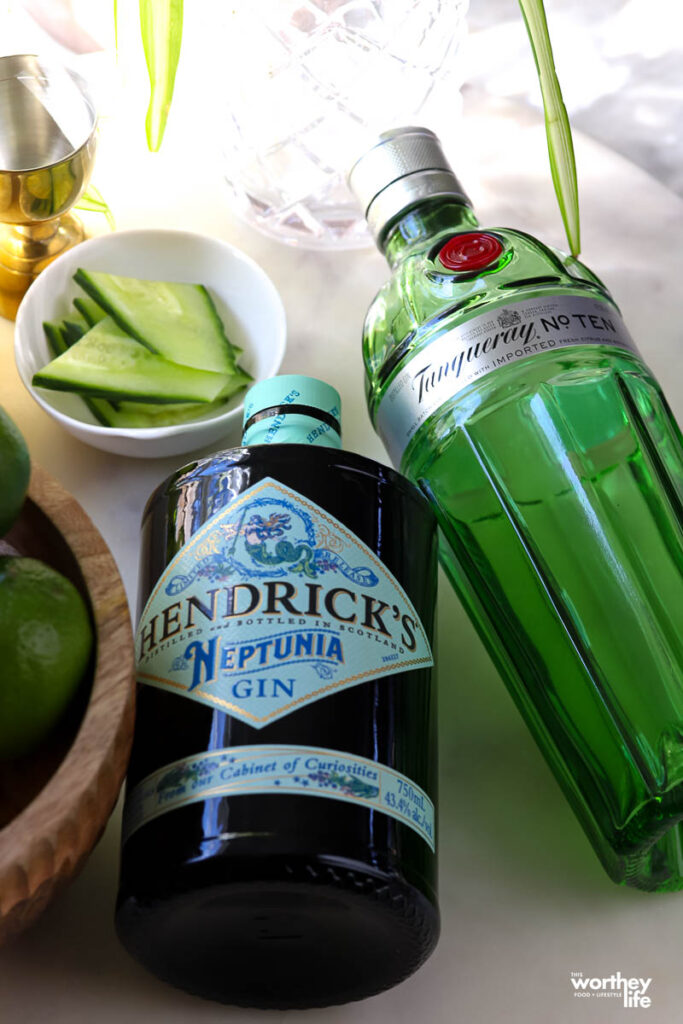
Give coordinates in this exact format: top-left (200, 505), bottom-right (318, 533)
top-left (73, 270), bottom-right (242, 374)
top-left (34, 319), bottom-right (229, 405)
top-left (86, 397), bottom-right (227, 429)
top-left (33, 269), bottom-right (253, 431)
top-left (73, 296), bottom-right (107, 327)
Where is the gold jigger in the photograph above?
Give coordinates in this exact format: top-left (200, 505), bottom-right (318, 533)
top-left (0, 54), bottom-right (97, 321)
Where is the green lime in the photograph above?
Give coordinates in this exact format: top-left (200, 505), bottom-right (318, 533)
top-left (0, 406), bottom-right (30, 537)
top-left (0, 557), bottom-right (94, 760)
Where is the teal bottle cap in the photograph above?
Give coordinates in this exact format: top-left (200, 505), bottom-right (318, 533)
top-left (242, 375), bottom-right (342, 449)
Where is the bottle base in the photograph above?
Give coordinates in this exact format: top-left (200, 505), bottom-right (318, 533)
top-left (610, 797), bottom-right (683, 892)
top-left (116, 863), bottom-right (439, 1008)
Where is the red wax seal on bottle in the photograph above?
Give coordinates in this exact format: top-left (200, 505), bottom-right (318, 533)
top-left (438, 232), bottom-right (503, 272)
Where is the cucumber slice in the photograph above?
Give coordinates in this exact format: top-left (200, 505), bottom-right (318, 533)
top-left (216, 367), bottom-right (253, 400)
top-left (44, 318), bottom-right (117, 422)
top-left (85, 397), bottom-right (121, 427)
top-left (43, 321), bottom-right (70, 356)
top-left (84, 368), bottom-right (251, 425)
top-left (61, 311), bottom-right (89, 347)
top-left (44, 311), bottom-right (88, 353)
top-left (33, 318), bottom-right (228, 405)
top-left (73, 296), bottom-right (106, 327)
top-left (88, 398), bottom-right (230, 429)
top-left (82, 378), bottom-right (251, 427)
top-left (73, 270), bottom-right (245, 375)
top-left (43, 316), bottom-right (249, 428)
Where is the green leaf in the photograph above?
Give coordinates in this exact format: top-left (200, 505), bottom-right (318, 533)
top-left (518, 0), bottom-right (580, 256)
top-left (75, 185), bottom-right (116, 230)
top-left (139, 0), bottom-right (184, 152)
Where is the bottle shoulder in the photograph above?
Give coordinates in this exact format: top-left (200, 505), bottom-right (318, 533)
top-left (144, 444), bottom-right (434, 526)
top-left (363, 226), bottom-right (616, 384)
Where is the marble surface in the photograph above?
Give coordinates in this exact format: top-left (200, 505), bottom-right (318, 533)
top-left (468, 0), bottom-right (683, 198)
top-left (3, 98), bottom-right (683, 1024)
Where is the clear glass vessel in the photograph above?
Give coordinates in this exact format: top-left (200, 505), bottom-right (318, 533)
top-left (352, 127), bottom-right (683, 891)
top-left (217, 0), bottom-right (468, 248)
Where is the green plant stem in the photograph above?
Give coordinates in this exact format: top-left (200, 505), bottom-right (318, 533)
top-left (139, 0), bottom-right (183, 152)
top-left (518, 0), bottom-right (581, 256)
top-left (75, 185), bottom-right (115, 229)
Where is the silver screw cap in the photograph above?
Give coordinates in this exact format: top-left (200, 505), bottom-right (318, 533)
top-left (348, 127), bottom-right (470, 246)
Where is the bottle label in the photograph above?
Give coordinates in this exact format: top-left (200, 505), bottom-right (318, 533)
top-left (122, 744), bottom-right (435, 851)
top-left (376, 293), bottom-right (640, 465)
top-left (136, 478), bottom-right (433, 727)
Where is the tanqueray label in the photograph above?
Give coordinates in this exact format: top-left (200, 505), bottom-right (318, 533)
top-left (122, 744), bottom-right (435, 851)
top-left (136, 478), bottom-right (433, 727)
top-left (376, 293), bottom-right (640, 465)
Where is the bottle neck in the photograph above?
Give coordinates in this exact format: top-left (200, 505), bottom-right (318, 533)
top-left (381, 198), bottom-right (479, 269)
top-left (241, 375), bottom-right (342, 450)
top-left (242, 406), bottom-right (342, 449)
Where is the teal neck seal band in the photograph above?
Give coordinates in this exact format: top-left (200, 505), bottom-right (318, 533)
top-left (242, 375), bottom-right (342, 449)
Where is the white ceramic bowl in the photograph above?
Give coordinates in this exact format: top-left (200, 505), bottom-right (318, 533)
top-left (14, 229), bottom-right (286, 458)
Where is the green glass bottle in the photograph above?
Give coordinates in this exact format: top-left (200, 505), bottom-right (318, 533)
top-left (350, 126), bottom-right (683, 891)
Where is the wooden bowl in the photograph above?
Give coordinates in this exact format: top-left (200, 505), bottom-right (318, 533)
top-left (0, 464), bottom-right (135, 943)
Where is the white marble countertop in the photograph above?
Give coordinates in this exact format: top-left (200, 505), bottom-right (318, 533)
top-left (2, 97), bottom-right (683, 1023)
top-left (468, 0), bottom-right (683, 199)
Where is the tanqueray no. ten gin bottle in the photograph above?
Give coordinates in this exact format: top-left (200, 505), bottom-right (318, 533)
top-left (116, 375), bottom-right (439, 1007)
top-left (349, 126), bottom-right (683, 892)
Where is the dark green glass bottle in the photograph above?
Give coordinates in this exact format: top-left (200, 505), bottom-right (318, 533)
top-left (351, 127), bottom-right (683, 891)
top-left (116, 376), bottom-right (439, 1006)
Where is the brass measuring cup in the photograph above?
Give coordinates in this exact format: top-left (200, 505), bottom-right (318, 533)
top-left (0, 54), bottom-right (97, 320)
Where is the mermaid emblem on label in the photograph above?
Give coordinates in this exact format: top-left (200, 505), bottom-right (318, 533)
top-left (166, 493), bottom-right (379, 595)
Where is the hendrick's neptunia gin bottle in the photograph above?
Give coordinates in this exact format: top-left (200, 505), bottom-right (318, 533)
top-left (116, 376), bottom-right (439, 1008)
